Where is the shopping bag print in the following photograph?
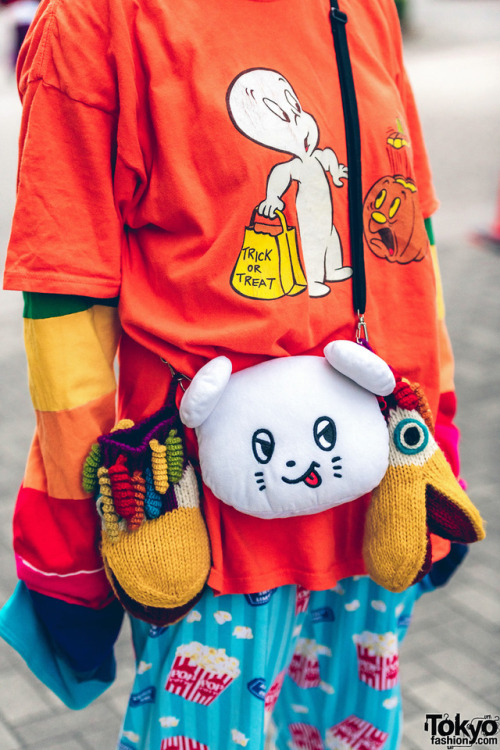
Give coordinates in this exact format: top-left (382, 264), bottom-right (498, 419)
top-left (230, 208), bottom-right (307, 300)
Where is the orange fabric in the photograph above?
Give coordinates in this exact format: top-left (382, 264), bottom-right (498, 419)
top-left (5, 0), bottom-right (449, 594)
top-left (25, 391), bottom-right (117, 500)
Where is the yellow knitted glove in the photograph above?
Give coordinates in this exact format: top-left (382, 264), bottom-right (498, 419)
top-left (84, 410), bottom-right (211, 626)
top-left (101, 463), bottom-right (210, 625)
top-left (363, 380), bottom-right (485, 592)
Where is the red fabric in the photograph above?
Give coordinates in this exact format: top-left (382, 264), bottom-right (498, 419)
top-left (425, 389), bottom-right (462, 564)
top-left (13, 485), bottom-right (110, 607)
top-left (427, 488), bottom-right (479, 544)
top-left (434, 390), bottom-right (460, 478)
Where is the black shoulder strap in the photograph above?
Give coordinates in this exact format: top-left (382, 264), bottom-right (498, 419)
top-left (329, 0), bottom-right (366, 324)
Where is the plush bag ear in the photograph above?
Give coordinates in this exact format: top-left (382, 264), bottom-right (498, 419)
top-left (179, 356), bottom-right (233, 429)
top-left (324, 340), bottom-right (395, 397)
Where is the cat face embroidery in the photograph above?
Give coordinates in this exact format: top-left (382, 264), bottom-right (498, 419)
top-left (252, 415), bottom-right (342, 494)
top-left (180, 342), bottom-right (395, 519)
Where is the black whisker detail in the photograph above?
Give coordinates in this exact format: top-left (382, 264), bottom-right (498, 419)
top-left (333, 473), bottom-right (342, 478)
top-left (255, 471), bottom-right (264, 476)
top-left (256, 479), bottom-right (265, 484)
top-left (331, 456), bottom-right (341, 463)
top-left (258, 485), bottom-right (266, 491)
top-left (332, 464), bottom-right (342, 470)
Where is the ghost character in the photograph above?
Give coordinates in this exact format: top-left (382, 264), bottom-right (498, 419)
top-left (227, 68), bottom-right (352, 297)
top-left (180, 341), bottom-right (395, 519)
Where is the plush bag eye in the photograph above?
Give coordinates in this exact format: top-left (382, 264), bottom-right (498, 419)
top-left (252, 429), bottom-right (275, 464)
top-left (314, 417), bottom-right (337, 451)
top-left (393, 418), bottom-right (429, 455)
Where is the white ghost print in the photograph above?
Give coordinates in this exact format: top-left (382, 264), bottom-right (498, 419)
top-left (227, 68), bottom-right (352, 298)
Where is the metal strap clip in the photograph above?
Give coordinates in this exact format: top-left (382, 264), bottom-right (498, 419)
top-left (356, 313), bottom-right (369, 344)
top-left (160, 358), bottom-right (192, 393)
top-left (330, 7), bottom-right (348, 24)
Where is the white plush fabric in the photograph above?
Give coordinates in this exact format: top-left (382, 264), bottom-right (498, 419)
top-left (180, 356), bottom-right (232, 428)
top-left (180, 343), bottom-right (392, 519)
top-left (324, 340), bottom-right (396, 397)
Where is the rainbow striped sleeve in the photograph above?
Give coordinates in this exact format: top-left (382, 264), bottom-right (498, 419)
top-left (15, 292), bottom-right (120, 608)
top-left (425, 217), bottom-right (461, 479)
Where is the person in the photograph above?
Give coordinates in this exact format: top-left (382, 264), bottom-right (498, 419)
top-left (0, 0), bottom-right (480, 747)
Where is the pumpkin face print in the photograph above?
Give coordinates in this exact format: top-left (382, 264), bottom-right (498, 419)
top-left (363, 176), bottom-right (428, 263)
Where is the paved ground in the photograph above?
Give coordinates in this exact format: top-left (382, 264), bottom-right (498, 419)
top-left (0, 0), bottom-right (499, 748)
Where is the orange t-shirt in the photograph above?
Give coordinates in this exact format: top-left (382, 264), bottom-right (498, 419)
top-left (4, 0), bottom-right (449, 594)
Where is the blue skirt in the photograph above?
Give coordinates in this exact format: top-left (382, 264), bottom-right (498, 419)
top-left (119, 575), bottom-right (429, 750)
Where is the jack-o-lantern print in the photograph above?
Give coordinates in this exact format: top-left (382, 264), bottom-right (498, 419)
top-left (363, 175), bottom-right (428, 264)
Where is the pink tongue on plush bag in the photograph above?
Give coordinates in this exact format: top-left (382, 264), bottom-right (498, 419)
top-left (304, 468), bottom-right (321, 488)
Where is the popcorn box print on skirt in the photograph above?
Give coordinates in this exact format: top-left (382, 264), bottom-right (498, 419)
top-left (295, 585), bottom-right (311, 614)
top-left (288, 639), bottom-right (321, 688)
top-left (289, 723), bottom-right (324, 750)
top-left (265, 669), bottom-right (287, 714)
top-left (288, 653), bottom-right (321, 689)
top-left (160, 738), bottom-right (209, 750)
top-left (165, 642), bottom-right (240, 706)
top-left (326, 715), bottom-right (388, 749)
top-left (352, 632), bottom-right (399, 691)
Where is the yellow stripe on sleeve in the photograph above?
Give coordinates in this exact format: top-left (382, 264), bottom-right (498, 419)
top-left (24, 305), bottom-right (120, 412)
top-left (429, 243), bottom-right (446, 321)
top-left (437, 319), bottom-right (455, 395)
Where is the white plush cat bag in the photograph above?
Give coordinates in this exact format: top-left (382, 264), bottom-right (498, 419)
top-left (179, 341), bottom-right (395, 519)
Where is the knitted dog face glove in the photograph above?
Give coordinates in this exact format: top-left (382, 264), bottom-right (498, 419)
top-left (363, 379), bottom-right (485, 592)
top-left (83, 395), bottom-right (211, 625)
top-left (179, 341), bottom-right (396, 519)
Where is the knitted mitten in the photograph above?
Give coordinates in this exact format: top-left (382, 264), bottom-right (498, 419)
top-left (83, 413), bottom-right (211, 626)
top-left (363, 379), bottom-right (485, 592)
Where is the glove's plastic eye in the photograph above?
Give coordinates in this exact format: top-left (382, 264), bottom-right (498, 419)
top-left (252, 429), bottom-right (275, 464)
top-left (394, 418), bottom-right (429, 455)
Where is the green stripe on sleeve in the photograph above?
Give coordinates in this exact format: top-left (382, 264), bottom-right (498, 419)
top-left (424, 216), bottom-right (435, 246)
top-left (23, 292), bottom-right (119, 319)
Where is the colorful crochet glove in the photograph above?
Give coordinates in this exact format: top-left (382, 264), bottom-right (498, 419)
top-left (363, 379), bottom-right (485, 593)
top-left (84, 408), bottom-right (211, 626)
